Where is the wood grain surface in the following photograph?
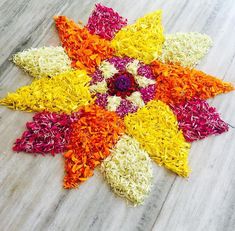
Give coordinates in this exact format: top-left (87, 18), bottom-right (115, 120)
top-left (0, 0), bottom-right (235, 230)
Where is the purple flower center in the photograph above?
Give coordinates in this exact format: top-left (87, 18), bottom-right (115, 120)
top-left (114, 75), bottom-right (131, 91)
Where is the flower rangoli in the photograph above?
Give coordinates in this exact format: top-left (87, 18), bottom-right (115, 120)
top-left (0, 3), bottom-right (234, 206)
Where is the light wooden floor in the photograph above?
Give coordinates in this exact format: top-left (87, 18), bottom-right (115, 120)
top-left (0, 0), bottom-right (235, 230)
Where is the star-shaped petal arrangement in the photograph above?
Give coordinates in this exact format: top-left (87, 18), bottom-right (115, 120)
top-left (0, 4), bottom-right (234, 206)
top-left (90, 56), bottom-right (156, 117)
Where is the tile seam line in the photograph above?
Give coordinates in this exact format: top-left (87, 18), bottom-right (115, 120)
top-left (150, 175), bottom-right (177, 231)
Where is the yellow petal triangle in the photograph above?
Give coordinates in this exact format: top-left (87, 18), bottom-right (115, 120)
top-left (111, 10), bottom-right (164, 64)
top-left (124, 100), bottom-right (191, 177)
top-left (0, 70), bottom-right (93, 113)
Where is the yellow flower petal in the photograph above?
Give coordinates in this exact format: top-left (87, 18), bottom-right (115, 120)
top-left (124, 100), bottom-right (191, 177)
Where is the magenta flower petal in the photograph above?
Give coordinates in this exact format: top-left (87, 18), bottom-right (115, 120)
top-left (13, 111), bottom-right (78, 155)
top-left (171, 98), bottom-right (229, 142)
top-left (95, 93), bottom-right (109, 108)
top-left (140, 84), bottom-right (156, 103)
top-left (116, 99), bottom-right (138, 117)
top-left (108, 56), bottom-right (133, 71)
top-left (86, 3), bottom-right (127, 40)
top-left (91, 69), bottom-right (104, 84)
top-left (137, 64), bottom-right (155, 79)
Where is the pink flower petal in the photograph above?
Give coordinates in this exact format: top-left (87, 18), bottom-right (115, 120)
top-left (86, 4), bottom-right (127, 40)
top-left (171, 98), bottom-right (229, 142)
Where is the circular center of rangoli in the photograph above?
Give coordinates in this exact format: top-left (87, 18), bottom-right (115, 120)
top-left (114, 75), bottom-right (132, 91)
top-left (107, 72), bottom-right (139, 98)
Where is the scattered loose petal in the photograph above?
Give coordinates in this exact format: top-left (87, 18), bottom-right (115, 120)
top-left (63, 105), bottom-right (125, 189)
top-left (124, 100), bottom-right (191, 177)
top-left (13, 111), bottom-right (78, 155)
top-left (0, 70), bottom-right (93, 113)
top-left (111, 10), bottom-right (164, 64)
top-left (54, 16), bottom-right (114, 74)
top-left (151, 61), bottom-right (234, 105)
top-left (171, 98), bottom-right (229, 142)
top-left (101, 135), bottom-right (153, 206)
top-left (12, 46), bottom-right (72, 78)
top-left (158, 32), bottom-right (213, 67)
top-left (86, 3), bottom-right (127, 40)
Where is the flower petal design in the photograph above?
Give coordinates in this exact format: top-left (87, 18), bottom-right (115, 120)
top-left (98, 61), bottom-right (118, 79)
top-left (116, 99), bottom-right (138, 118)
top-left (1, 3), bottom-right (234, 205)
top-left (101, 135), bottom-right (153, 206)
top-left (13, 111), bottom-right (78, 155)
top-left (134, 75), bottom-right (156, 88)
top-left (63, 105), bottom-right (125, 189)
top-left (107, 95), bottom-right (122, 111)
top-left (151, 61), bottom-right (234, 105)
top-left (124, 100), bottom-right (191, 177)
top-left (126, 60), bottom-right (140, 75)
top-left (54, 16), bottom-right (114, 74)
top-left (89, 80), bottom-right (108, 94)
top-left (86, 3), bottom-right (127, 40)
top-left (158, 32), bottom-right (213, 68)
top-left (171, 98), bottom-right (229, 142)
top-left (126, 91), bottom-right (145, 108)
top-left (0, 70), bottom-right (93, 113)
top-left (90, 57), bottom-right (155, 117)
top-left (12, 46), bottom-right (72, 78)
top-left (111, 10), bottom-right (164, 64)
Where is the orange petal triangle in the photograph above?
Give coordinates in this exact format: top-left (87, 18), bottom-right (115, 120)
top-left (54, 16), bottom-right (114, 74)
top-left (151, 61), bottom-right (234, 105)
top-left (63, 105), bottom-right (125, 189)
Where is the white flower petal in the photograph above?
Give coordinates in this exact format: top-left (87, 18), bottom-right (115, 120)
top-left (126, 60), bottom-right (140, 75)
top-left (157, 32), bottom-right (213, 68)
top-left (134, 75), bottom-right (156, 88)
top-left (107, 96), bottom-right (122, 111)
top-left (99, 61), bottom-right (118, 79)
top-left (101, 135), bottom-right (153, 205)
top-left (126, 92), bottom-right (145, 108)
top-left (89, 80), bottom-right (108, 94)
top-left (12, 46), bottom-right (72, 78)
